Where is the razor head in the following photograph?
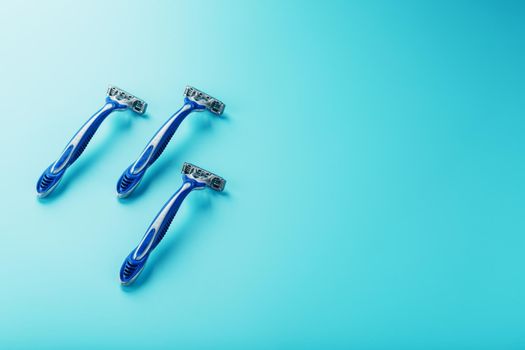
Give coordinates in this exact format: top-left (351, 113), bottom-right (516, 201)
top-left (107, 85), bottom-right (148, 114)
top-left (184, 86), bottom-right (225, 115)
top-left (182, 162), bottom-right (226, 192)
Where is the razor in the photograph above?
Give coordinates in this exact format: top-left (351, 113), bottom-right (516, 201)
top-left (116, 86), bottom-right (225, 198)
top-left (36, 86), bottom-right (147, 198)
top-left (120, 162), bottom-right (226, 285)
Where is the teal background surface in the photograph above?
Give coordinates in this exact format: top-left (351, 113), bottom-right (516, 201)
top-left (0, 0), bottom-right (524, 348)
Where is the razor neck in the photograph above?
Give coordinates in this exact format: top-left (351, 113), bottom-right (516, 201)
top-left (87, 101), bottom-right (118, 123)
top-left (105, 96), bottom-right (136, 111)
top-left (96, 100), bottom-right (120, 118)
top-left (183, 97), bottom-right (208, 112)
top-left (182, 174), bottom-right (208, 190)
top-left (165, 101), bottom-right (197, 127)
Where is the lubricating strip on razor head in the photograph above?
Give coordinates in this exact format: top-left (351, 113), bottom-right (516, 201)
top-left (184, 86), bottom-right (225, 115)
top-left (107, 85), bottom-right (148, 114)
top-left (182, 162), bottom-right (226, 191)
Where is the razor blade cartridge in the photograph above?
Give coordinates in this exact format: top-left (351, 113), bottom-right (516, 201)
top-left (184, 86), bottom-right (225, 115)
top-left (107, 85), bottom-right (147, 114)
top-left (182, 162), bottom-right (226, 191)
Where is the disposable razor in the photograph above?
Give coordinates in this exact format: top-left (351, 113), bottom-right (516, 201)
top-left (116, 86), bottom-right (225, 198)
top-left (36, 86), bottom-right (147, 198)
top-left (120, 162), bottom-right (226, 285)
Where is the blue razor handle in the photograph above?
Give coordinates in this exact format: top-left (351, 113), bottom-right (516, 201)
top-left (120, 162), bottom-right (226, 285)
top-left (36, 86), bottom-right (147, 198)
top-left (116, 86), bottom-right (225, 198)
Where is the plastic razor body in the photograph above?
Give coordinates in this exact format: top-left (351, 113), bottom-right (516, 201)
top-left (116, 86), bottom-right (225, 198)
top-left (120, 163), bottom-right (226, 285)
top-left (36, 86), bottom-right (147, 198)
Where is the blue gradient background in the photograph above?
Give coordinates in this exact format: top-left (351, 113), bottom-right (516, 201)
top-left (0, 0), bottom-right (524, 348)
